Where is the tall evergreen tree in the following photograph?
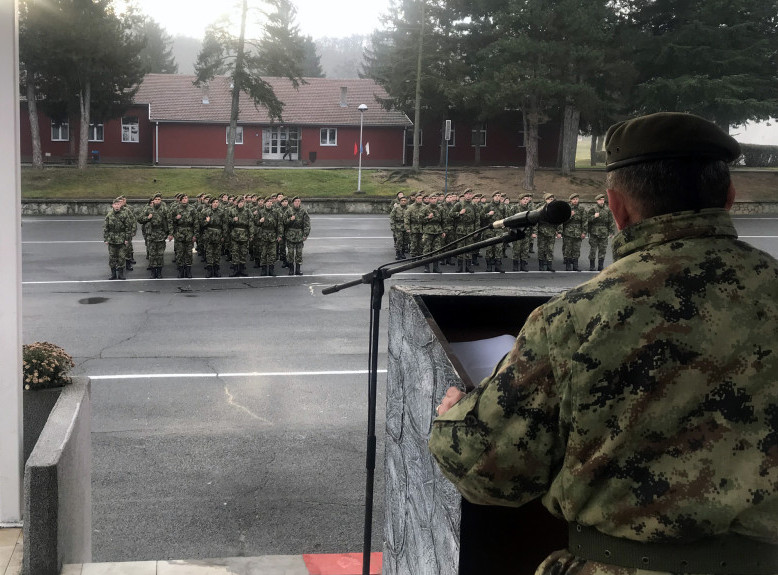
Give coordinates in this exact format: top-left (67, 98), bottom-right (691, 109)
top-left (194, 0), bottom-right (305, 176)
top-left (136, 17), bottom-right (178, 74)
top-left (625, 0), bottom-right (778, 130)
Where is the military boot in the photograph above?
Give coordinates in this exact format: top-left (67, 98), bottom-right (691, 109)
top-left (456, 260), bottom-right (464, 273)
top-left (572, 260), bottom-right (580, 272)
top-left (289, 263), bottom-right (295, 275)
top-left (117, 267), bottom-right (126, 280)
top-left (466, 261), bottom-right (474, 273)
top-left (295, 263), bottom-right (303, 276)
top-left (213, 264), bottom-right (221, 278)
top-left (177, 266), bottom-right (184, 278)
top-left (512, 259), bottom-right (519, 272)
top-left (230, 264), bottom-right (241, 277)
top-left (156, 267), bottom-right (163, 278)
top-left (520, 260), bottom-right (529, 272)
top-left (598, 258), bottom-right (605, 271)
top-left (547, 260), bottom-right (555, 272)
top-left (486, 259), bottom-right (493, 272)
top-left (149, 267), bottom-right (156, 279)
top-left (589, 259), bottom-right (596, 271)
top-left (126, 259), bottom-right (133, 271)
top-left (240, 263), bottom-right (249, 277)
top-left (268, 265), bottom-right (276, 277)
top-left (186, 266), bottom-right (192, 279)
top-left (259, 265), bottom-right (267, 276)
top-left (432, 261), bottom-right (442, 273)
top-left (109, 268), bottom-right (117, 280)
top-left (396, 250), bottom-right (402, 260)
top-left (494, 259), bottom-right (504, 273)
top-left (539, 260), bottom-right (546, 271)
top-left (424, 264), bottom-right (431, 273)
top-left (565, 259), bottom-right (572, 271)
top-left (254, 259), bottom-right (261, 268)
top-left (206, 265), bottom-right (213, 278)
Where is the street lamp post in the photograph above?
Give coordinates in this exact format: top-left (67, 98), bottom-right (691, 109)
top-left (357, 103), bottom-right (367, 193)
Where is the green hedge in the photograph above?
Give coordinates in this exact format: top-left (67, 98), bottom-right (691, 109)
top-left (740, 143), bottom-right (778, 167)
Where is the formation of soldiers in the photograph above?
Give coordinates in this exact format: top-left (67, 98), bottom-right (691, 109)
top-left (103, 192), bottom-right (311, 280)
top-left (389, 189), bottom-right (615, 272)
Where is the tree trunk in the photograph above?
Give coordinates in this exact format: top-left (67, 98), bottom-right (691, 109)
top-left (26, 78), bottom-right (43, 170)
top-left (411, 2), bottom-right (424, 172)
top-left (77, 81), bottom-right (91, 170)
top-left (590, 133), bottom-right (597, 166)
top-left (225, 0), bottom-right (249, 177)
top-left (560, 103), bottom-right (580, 176)
top-left (523, 101), bottom-right (539, 191)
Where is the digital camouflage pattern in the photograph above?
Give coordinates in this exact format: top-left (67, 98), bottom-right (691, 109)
top-left (104, 208), bottom-right (130, 269)
top-left (284, 204), bottom-right (310, 264)
top-left (429, 209), bottom-right (778, 575)
top-left (170, 201), bottom-right (198, 267)
top-left (228, 203), bottom-right (255, 265)
top-left (562, 201), bottom-right (588, 262)
top-left (588, 203), bottom-right (615, 265)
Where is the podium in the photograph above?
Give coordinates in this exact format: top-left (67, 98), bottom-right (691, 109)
top-left (383, 284), bottom-right (568, 575)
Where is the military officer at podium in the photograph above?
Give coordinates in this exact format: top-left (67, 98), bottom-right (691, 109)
top-left (429, 112), bottom-right (778, 575)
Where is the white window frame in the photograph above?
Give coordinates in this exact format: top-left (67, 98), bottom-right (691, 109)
top-left (226, 126), bottom-right (244, 145)
top-left (51, 120), bottom-right (69, 142)
top-left (122, 116), bottom-right (139, 143)
top-left (471, 127), bottom-right (487, 147)
top-left (88, 123), bottom-right (104, 142)
top-left (320, 128), bottom-right (337, 146)
top-left (405, 129), bottom-right (423, 147)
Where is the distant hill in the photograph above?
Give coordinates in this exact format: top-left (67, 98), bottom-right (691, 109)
top-left (171, 35), bottom-right (202, 76)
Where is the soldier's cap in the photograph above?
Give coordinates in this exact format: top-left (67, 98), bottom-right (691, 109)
top-left (174, 193), bottom-right (182, 199)
top-left (543, 193), bottom-right (555, 201)
top-left (595, 193), bottom-right (606, 201)
top-left (492, 191), bottom-right (501, 198)
top-left (292, 196), bottom-right (300, 202)
top-left (113, 197), bottom-right (123, 203)
top-left (569, 193), bottom-right (579, 200)
top-left (520, 193), bottom-right (532, 200)
top-left (152, 193), bottom-right (162, 199)
top-left (605, 112), bottom-right (741, 172)
top-left (464, 188), bottom-right (474, 194)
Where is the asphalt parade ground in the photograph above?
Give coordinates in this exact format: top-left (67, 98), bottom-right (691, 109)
top-left (20, 213), bottom-right (778, 563)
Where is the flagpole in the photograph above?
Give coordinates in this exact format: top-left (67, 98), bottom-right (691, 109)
top-left (357, 103), bottom-right (367, 193)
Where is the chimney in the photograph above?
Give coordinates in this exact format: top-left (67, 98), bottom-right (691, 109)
top-left (201, 83), bottom-right (210, 105)
top-left (340, 86), bottom-right (348, 108)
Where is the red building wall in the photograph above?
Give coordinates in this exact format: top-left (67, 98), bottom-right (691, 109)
top-left (19, 103), bottom-right (153, 164)
top-left (154, 123), bottom-right (268, 166)
top-left (299, 126), bottom-right (406, 167)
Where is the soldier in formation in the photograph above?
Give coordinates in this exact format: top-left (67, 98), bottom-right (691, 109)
top-left (561, 193), bottom-right (587, 271)
top-left (103, 197), bottom-right (131, 280)
top-left (284, 196), bottom-right (311, 276)
top-left (588, 193), bottom-right (615, 270)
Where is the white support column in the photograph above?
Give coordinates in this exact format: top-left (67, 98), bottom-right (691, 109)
top-left (0, 0), bottom-right (23, 524)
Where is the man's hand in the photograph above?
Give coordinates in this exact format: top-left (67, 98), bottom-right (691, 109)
top-left (436, 386), bottom-right (466, 416)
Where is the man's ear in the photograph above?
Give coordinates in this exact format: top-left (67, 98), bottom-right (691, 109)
top-left (724, 182), bottom-right (736, 211)
top-left (607, 189), bottom-right (630, 231)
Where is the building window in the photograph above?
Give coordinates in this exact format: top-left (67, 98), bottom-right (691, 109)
top-left (122, 116), bottom-right (139, 143)
top-left (320, 128), bottom-right (337, 146)
top-left (471, 126), bottom-right (487, 147)
top-left (446, 128), bottom-right (456, 147)
top-left (88, 123), bottom-right (104, 142)
top-left (51, 120), bottom-right (69, 142)
top-left (226, 126), bottom-right (244, 145)
top-left (405, 129), bottom-right (423, 147)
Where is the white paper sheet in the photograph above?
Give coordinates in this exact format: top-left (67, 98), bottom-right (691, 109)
top-left (448, 334), bottom-right (516, 385)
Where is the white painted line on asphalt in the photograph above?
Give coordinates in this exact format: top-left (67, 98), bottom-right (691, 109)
top-left (89, 369), bottom-right (387, 381)
top-left (22, 237), bottom-right (394, 244)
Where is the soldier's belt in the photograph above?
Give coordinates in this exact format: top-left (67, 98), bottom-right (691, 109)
top-left (569, 523), bottom-right (778, 574)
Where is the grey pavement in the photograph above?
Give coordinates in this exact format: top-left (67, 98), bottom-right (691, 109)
top-left (21, 213), bottom-right (778, 563)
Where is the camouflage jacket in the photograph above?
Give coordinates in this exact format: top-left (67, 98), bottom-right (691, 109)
top-left (404, 203), bottom-right (427, 232)
top-left (422, 203), bottom-right (445, 235)
top-left (255, 207), bottom-right (282, 241)
top-left (451, 200), bottom-right (480, 235)
top-left (169, 203), bottom-right (198, 236)
top-left (284, 206), bottom-right (310, 243)
top-left (562, 203), bottom-right (587, 238)
top-left (201, 206), bottom-right (227, 237)
top-left (588, 204), bottom-right (615, 238)
top-left (228, 205), bottom-right (255, 242)
top-left (140, 204), bottom-right (170, 241)
top-left (429, 209), bottom-right (778, 573)
top-left (389, 204), bottom-right (406, 232)
top-left (103, 209), bottom-right (130, 244)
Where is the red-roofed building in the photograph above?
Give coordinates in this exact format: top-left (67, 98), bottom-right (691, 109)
top-left (20, 74), bottom-right (413, 167)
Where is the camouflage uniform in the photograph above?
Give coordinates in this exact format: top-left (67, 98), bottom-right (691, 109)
top-left (118, 199), bottom-right (137, 271)
top-left (421, 199), bottom-right (445, 273)
top-left (430, 209), bottom-right (778, 575)
top-left (451, 195), bottom-right (479, 273)
top-left (140, 198), bottom-right (171, 278)
top-left (537, 195), bottom-right (562, 271)
top-left (562, 194), bottom-right (587, 271)
top-left (511, 194), bottom-right (534, 271)
top-left (284, 200), bottom-right (311, 275)
top-left (103, 204), bottom-right (130, 279)
top-left (481, 197), bottom-right (505, 272)
top-left (201, 202), bottom-right (226, 277)
top-left (227, 201), bottom-right (255, 277)
top-left (169, 199), bottom-right (198, 278)
top-left (256, 203), bottom-right (282, 276)
top-left (588, 195), bottom-right (615, 271)
top-left (404, 197), bottom-right (426, 258)
top-left (389, 201), bottom-right (408, 259)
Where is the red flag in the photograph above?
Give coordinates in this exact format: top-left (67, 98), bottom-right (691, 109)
top-left (354, 142), bottom-right (358, 156)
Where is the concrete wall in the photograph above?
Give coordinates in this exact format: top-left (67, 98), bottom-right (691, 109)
top-left (24, 377), bottom-right (91, 575)
top-left (20, 199), bottom-right (778, 217)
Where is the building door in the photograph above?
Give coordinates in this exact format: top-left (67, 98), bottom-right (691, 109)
top-left (262, 127), bottom-right (298, 160)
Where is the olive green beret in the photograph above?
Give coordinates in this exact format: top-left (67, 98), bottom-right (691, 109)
top-left (543, 193), bottom-right (555, 201)
top-left (113, 197), bottom-right (123, 203)
top-left (604, 112), bottom-right (741, 172)
top-left (569, 193), bottom-right (579, 200)
top-left (520, 193), bottom-right (532, 200)
top-left (152, 193), bottom-right (162, 199)
top-left (595, 193), bottom-right (606, 201)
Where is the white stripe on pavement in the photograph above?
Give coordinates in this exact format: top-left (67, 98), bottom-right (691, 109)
top-left (89, 369), bottom-right (387, 381)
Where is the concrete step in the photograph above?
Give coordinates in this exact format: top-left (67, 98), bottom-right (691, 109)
top-left (63, 552), bottom-right (382, 575)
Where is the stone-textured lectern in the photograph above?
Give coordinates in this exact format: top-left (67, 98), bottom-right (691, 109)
top-left (384, 284), bottom-right (568, 575)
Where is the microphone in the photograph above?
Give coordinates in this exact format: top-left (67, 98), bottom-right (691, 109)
top-left (491, 200), bottom-right (572, 229)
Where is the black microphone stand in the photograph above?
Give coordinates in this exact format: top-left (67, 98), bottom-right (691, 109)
top-left (322, 227), bottom-right (524, 575)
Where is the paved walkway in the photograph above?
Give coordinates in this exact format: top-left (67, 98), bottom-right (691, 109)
top-left (63, 553), bottom-right (382, 575)
top-left (0, 529), bottom-right (22, 575)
